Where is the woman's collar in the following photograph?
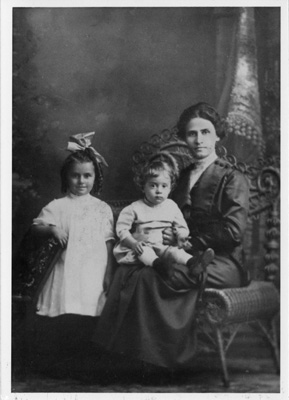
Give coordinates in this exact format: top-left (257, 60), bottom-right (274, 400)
top-left (193, 152), bottom-right (218, 170)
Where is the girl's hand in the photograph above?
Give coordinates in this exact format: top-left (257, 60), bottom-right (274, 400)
top-left (103, 271), bottom-right (113, 294)
top-left (162, 227), bottom-right (177, 246)
top-left (132, 241), bottom-right (145, 255)
top-left (51, 226), bottom-right (68, 248)
top-left (103, 240), bottom-right (115, 294)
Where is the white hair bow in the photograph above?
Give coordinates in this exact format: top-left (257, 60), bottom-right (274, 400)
top-left (67, 131), bottom-right (108, 167)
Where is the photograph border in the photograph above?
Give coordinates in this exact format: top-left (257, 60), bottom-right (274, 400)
top-left (1, 1), bottom-right (288, 399)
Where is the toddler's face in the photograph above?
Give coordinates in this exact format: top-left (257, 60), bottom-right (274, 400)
top-left (67, 161), bottom-right (95, 196)
top-left (143, 170), bottom-right (171, 206)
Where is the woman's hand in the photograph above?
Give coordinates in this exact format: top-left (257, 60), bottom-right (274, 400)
top-left (162, 227), bottom-right (177, 246)
top-left (51, 226), bottom-right (68, 248)
top-left (177, 235), bottom-right (193, 251)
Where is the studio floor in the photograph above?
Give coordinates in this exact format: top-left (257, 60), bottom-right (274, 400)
top-left (11, 334), bottom-right (281, 395)
top-left (12, 360), bottom-right (279, 394)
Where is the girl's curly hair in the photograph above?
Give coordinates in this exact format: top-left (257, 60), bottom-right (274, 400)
top-left (177, 102), bottom-right (228, 140)
top-left (60, 148), bottom-right (104, 195)
top-left (134, 151), bottom-right (179, 191)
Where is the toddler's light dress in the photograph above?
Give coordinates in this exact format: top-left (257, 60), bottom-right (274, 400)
top-left (33, 193), bottom-right (115, 317)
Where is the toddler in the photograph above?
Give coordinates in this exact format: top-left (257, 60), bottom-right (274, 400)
top-left (113, 152), bottom-right (214, 281)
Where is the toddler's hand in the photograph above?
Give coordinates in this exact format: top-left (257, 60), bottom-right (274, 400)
top-left (132, 241), bottom-right (145, 256)
top-left (51, 226), bottom-right (68, 248)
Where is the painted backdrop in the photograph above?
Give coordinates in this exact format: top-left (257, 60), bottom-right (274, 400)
top-left (13, 7), bottom-right (280, 254)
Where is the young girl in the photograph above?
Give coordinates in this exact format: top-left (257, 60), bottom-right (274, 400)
top-left (113, 152), bottom-right (214, 282)
top-left (31, 132), bottom-right (115, 318)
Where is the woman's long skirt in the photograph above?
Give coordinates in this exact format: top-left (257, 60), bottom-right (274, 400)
top-left (92, 255), bottom-right (242, 369)
top-left (92, 264), bottom-right (201, 368)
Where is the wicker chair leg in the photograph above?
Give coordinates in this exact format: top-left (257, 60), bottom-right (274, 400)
top-left (215, 327), bottom-right (230, 387)
top-left (254, 316), bottom-right (280, 374)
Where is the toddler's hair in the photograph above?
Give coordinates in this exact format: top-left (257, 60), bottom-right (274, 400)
top-left (60, 148), bottom-right (104, 195)
top-left (177, 102), bottom-right (227, 140)
top-left (134, 152), bottom-right (179, 191)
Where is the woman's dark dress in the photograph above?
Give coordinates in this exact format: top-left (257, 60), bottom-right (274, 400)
top-left (92, 158), bottom-right (250, 368)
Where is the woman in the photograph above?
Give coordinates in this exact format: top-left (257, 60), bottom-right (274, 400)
top-left (168, 102), bottom-right (250, 289)
top-left (92, 102), bottom-right (250, 376)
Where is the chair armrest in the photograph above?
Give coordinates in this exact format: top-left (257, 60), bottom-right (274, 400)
top-left (203, 280), bottom-right (280, 325)
top-left (13, 237), bottom-right (62, 306)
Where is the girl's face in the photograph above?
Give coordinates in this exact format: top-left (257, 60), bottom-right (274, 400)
top-left (67, 161), bottom-right (96, 196)
top-left (185, 117), bottom-right (220, 160)
top-left (143, 170), bottom-right (172, 206)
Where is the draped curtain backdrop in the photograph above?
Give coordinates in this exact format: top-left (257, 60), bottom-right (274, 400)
top-left (214, 7), bottom-right (280, 280)
top-left (217, 7), bottom-right (265, 163)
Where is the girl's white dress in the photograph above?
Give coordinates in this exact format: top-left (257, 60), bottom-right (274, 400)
top-left (33, 193), bottom-right (115, 317)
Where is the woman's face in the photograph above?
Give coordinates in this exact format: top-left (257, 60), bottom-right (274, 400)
top-left (185, 117), bottom-right (220, 160)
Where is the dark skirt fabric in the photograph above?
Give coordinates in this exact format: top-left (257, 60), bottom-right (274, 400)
top-left (92, 258), bottom-right (242, 369)
top-left (93, 264), bottom-right (199, 368)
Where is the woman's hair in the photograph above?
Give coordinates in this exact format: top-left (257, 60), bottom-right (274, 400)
top-left (60, 148), bottom-right (104, 195)
top-left (177, 102), bottom-right (227, 140)
top-left (134, 152), bottom-right (179, 191)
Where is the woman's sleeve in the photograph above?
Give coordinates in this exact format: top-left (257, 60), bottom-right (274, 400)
top-left (32, 200), bottom-right (59, 226)
top-left (171, 201), bottom-right (190, 237)
top-left (115, 204), bottom-right (136, 242)
top-left (191, 171), bottom-right (250, 251)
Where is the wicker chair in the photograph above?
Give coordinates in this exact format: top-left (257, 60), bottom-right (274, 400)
top-left (12, 128), bottom-right (280, 387)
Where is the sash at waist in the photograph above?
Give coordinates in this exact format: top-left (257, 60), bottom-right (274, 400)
top-left (133, 221), bottom-right (172, 244)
